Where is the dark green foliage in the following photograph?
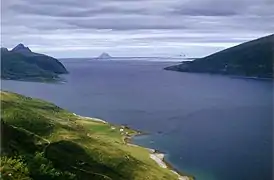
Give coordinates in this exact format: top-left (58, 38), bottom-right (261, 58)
top-left (0, 121), bottom-right (76, 180)
top-left (25, 152), bottom-right (76, 180)
top-left (0, 156), bottom-right (32, 180)
top-left (0, 154), bottom-right (76, 180)
top-left (1, 120), bottom-right (42, 155)
top-left (45, 140), bottom-right (123, 180)
top-left (165, 34), bottom-right (274, 78)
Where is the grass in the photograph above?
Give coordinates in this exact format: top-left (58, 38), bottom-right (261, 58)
top-left (0, 91), bottom-right (193, 180)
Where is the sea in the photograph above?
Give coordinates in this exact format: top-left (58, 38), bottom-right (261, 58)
top-left (1, 58), bottom-right (273, 180)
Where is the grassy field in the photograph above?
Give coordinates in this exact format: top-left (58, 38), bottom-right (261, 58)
top-left (0, 91), bottom-right (193, 180)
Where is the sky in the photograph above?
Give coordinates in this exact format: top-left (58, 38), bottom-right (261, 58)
top-left (1, 0), bottom-right (274, 58)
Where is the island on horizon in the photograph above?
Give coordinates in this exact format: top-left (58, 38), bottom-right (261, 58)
top-left (96, 52), bottom-right (113, 59)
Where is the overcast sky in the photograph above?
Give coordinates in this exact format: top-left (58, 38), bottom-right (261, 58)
top-left (1, 0), bottom-right (273, 58)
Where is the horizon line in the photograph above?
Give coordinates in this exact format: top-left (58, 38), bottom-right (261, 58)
top-left (59, 56), bottom-right (199, 60)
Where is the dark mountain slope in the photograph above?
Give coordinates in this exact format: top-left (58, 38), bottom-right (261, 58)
top-left (10, 44), bottom-right (68, 74)
top-left (165, 34), bottom-right (274, 78)
top-left (11, 43), bottom-right (32, 54)
top-left (1, 44), bottom-right (68, 81)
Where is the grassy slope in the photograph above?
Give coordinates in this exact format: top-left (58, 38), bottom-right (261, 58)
top-left (1, 91), bottom-right (191, 180)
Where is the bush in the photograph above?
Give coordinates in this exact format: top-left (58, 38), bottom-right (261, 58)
top-left (0, 153), bottom-right (76, 180)
top-left (26, 152), bottom-right (76, 180)
top-left (0, 156), bottom-right (32, 180)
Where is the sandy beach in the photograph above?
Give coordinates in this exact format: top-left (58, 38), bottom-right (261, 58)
top-left (128, 143), bottom-right (190, 180)
top-left (149, 152), bottom-right (190, 180)
top-left (73, 113), bottom-right (107, 123)
top-left (150, 153), bottom-right (167, 168)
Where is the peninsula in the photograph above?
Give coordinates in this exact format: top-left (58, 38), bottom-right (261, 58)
top-left (1, 91), bottom-right (193, 180)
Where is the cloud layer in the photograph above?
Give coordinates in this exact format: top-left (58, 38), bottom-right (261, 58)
top-left (1, 0), bottom-right (273, 58)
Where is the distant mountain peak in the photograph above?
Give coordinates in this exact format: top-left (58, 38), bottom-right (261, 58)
top-left (98, 52), bottom-right (112, 59)
top-left (11, 43), bottom-right (32, 54)
top-left (1, 47), bottom-right (9, 52)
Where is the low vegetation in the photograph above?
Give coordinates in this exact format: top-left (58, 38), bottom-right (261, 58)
top-left (0, 91), bottom-right (191, 180)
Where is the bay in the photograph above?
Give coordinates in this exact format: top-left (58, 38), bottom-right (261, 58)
top-left (1, 59), bottom-right (273, 180)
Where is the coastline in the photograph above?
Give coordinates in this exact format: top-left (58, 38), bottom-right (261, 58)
top-left (127, 143), bottom-right (193, 180)
top-left (229, 75), bottom-right (273, 81)
top-left (123, 127), bottom-right (194, 180)
top-left (164, 68), bottom-right (273, 81)
top-left (73, 113), bottom-right (107, 123)
top-left (74, 113), bottom-right (193, 180)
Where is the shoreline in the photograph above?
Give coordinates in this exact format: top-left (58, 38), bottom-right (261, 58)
top-left (123, 129), bottom-right (193, 180)
top-left (73, 113), bottom-right (107, 123)
top-left (74, 113), bottom-right (193, 180)
top-left (127, 143), bottom-right (192, 180)
top-left (229, 75), bottom-right (273, 81)
top-left (164, 69), bottom-right (273, 81)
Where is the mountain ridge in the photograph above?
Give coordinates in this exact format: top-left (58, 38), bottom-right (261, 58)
top-left (11, 43), bottom-right (32, 54)
top-left (165, 34), bottom-right (274, 78)
top-left (1, 44), bottom-right (68, 81)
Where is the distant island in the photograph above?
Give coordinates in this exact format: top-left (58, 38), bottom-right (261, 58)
top-left (165, 34), bottom-right (274, 79)
top-left (1, 44), bottom-right (68, 82)
top-left (96, 52), bottom-right (112, 59)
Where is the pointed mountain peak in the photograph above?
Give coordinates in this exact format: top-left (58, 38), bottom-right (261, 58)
top-left (12, 43), bottom-right (32, 53)
top-left (98, 52), bottom-right (112, 59)
top-left (17, 43), bottom-right (25, 47)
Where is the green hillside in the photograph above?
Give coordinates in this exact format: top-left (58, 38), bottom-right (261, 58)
top-left (1, 44), bottom-right (68, 82)
top-left (165, 34), bottom-right (273, 78)
top-left (0, 91), bottom-right (192, 180)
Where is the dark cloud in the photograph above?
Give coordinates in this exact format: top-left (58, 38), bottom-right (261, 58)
top-left (171, 7), bottom-right (239, 17)
top-left (63, 15), bottom-right (188, 30)
top-left (171, 0), bottom-right (245, 16)
top-left (171, 0), bottom-right (274, 17)
top-left (20, 0), bottom-right (95, 8)
top-left (10, 3), bottom-right (148, 18)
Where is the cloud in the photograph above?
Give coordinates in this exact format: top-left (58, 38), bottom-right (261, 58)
top-left (1, 0), bottom-right (273, 58)
top-left (172, 0), bottom-right (274, 17)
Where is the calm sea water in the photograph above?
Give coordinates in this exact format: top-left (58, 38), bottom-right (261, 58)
top-left (1, 59), bottom-right (273, 180)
